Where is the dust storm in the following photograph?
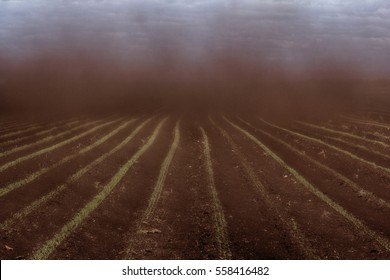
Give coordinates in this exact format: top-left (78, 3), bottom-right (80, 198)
top-left (1, 0), bottom-right (388, 118)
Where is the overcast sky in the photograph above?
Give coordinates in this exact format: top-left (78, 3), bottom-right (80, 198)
top-left (1, 0), bottom-right (390, 78)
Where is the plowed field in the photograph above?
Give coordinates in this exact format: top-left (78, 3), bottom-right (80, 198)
top-left (1, 112), bottom-right (390, 260)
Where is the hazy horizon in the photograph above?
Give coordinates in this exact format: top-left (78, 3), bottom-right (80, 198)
top-left (1, 0), bottom-right (390, 114)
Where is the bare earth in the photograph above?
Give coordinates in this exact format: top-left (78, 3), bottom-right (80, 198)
top-left (0, 112), bottom-right (390, 260)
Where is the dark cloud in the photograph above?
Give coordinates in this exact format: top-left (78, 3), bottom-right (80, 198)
top-left (1, 0), bottom-right (389, 76)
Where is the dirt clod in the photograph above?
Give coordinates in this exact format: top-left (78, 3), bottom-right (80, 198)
top-left (5, 245), bottom-right (13, 251)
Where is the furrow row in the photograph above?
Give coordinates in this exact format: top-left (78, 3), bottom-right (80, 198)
top-left (296, 121), bottom-right (390, 148)
top-left (225, 117), bottom-right (390, 253)
top-left (210, 116), bottom-right (318, 259)
top-left (0, 118), bottom-right (120, 173)
top-left (31, 118), bottom-right (166, 259)
top-left (0, 119), bottom-right (80, 149)
top-left (0, 118), bottom-right (137, 199)
top-left (259, 118), bottom-right (390, 176)
top-left (238, 118), bottom-right (390, 209)
top-left (200, 126), bottom-right (232, 260)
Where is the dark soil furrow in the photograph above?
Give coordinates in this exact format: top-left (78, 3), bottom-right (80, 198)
top-left (33, 118), bottom-right (169, 259)
top-left (0, 118), bottom-right (145, 222)
top-left (0, 117), bottom-right (161, 260)
top-left (123, 117), bottom-right (220, 260)
top-left (228, 116), bottom-right (390, 258)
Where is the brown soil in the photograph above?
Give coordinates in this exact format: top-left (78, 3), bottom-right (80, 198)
top-left (0, 112), bottom-right (390, 260)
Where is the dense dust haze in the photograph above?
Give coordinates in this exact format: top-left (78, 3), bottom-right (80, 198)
top-left (1, 0), bottom-right (390, 118)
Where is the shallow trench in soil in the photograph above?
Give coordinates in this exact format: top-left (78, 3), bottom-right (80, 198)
top-left (0, 111), bottom-right (390, 260)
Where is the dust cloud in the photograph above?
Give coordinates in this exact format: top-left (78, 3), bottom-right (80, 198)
top-left (0, 0), bottom-right (389, 118)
